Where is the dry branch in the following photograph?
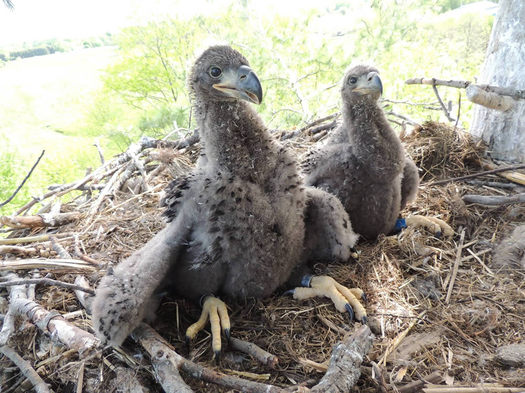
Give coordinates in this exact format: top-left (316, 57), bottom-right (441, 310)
top-left (0, 150), bottom-right (45, 208)
top-left (427, 164), bottom-right (525, 186)
top-left (0, 345), bottom-right (53, 393)
top-left (0, 212), bottom-right (80, 229)
top-left (0, 258), bottom-right (97, 272)
top-left (0, 245), bottom-right (37, 255)
top-left (0, 233), bottom-right (71, 245)
top-left (10, 296), bottom-right (99, 353)
top-left (466, 85), bottom-right (514, 111)
top-left (0, 278), bottom-right (95, 295)
top-left (406, 77), bottom-right (525, 101)
top-left (229, 336), bottom-right (279, 368)
top-left (462, 193), bottom-right (525, 206)
top-left (397, 370), bottom-right (443, 393)
top-left (309, 325), bottom-right (373, 393)
top-left (445, 229), bottom-right (465, 304)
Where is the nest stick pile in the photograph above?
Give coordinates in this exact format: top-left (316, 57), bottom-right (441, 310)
top-left (1, 120), bottom-right (524, 393)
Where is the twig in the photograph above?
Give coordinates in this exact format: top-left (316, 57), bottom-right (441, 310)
top-left (0, 345), bottom-right (53, 393)
top-left (309, 325), bottom-right (374, 393)
top-left (0, 233), bottom-right (70, 245)
top-left (445, 229), bottom-right (465, 304)
top-left (73, 276), bottom-right (94, 313)
top-left (462, 193), bottom-right (525, 206)
top-left (397, 370), bottom-right (443, 393)
top-left (0, 258), bottom-right (97, 272)
top-left (76, 361), bottom-right (85, 393)
top-left (0, 150), bottom-right (45, 208)
top-left (0, 273), bottom-right (27, 345)
top-left (93, 140), bottom-right (105, 164)
top-left (10, 296), bottom-right (99, 352)
top-left (454, 91), bottom-right (461, 131)
top-left (0, 278), bottom-right (95, 295)
top-left (405, 77), bottom-right (525, 100)
top-left (427, 164), bottom-right (525, 186)
top-left (432, 83), bottom-right (455, 122)
top-left (465, 180), bottom-right (519, 190)
top-left (229, 337), bottom-right (279, 368)
top-left (50, 236), bottom-right (72, 259)
top-left (132, 324), bottom-right (194, 393)
top-left (381, 98), bottom-right (441, 110)
top-left (385, 111), bottom-right (420, 126)
top-left (0, 245), bottom-right (37, 255)
top-left (0, 212), bottom-right (80, 229)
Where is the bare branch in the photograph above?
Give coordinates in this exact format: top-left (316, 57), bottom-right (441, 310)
top-left (0, 345), bottom-right (53, 393)
top-left (0, 278), bottom-right (95, 295)
top-left (462, 193), bottom-right (525, 206)
top-left (405, 77), bottom-right (525, 101)
top-left (0, 150), bottom-right (45, 208)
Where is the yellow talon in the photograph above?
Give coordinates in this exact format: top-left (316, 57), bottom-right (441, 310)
top-left (293, 276), bottom-right (367, 323)
top-left (185, 296), bottom-right (230, 357)
top-left (405, 215), bottom-right (454, 237)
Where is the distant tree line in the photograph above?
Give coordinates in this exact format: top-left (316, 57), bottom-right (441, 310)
top-left (0, 34), bottom-right (114, 62)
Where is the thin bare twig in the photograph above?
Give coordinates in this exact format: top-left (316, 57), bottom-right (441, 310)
top-left (0, 278), bottom-right (95, 295)
top-left (427, 164), bottom-right (525, 186)
top-left (446, 229), bottom-right (465, 304)
top-left (0, 150), bottom-right (45, 208)
top-left (0, 345), bottom-right (53, 393)
top-left (432, 83), bottom-right (455, 122)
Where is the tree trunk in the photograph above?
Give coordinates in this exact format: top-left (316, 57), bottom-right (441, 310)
top-left (470, 0), bottom-right (525, 163)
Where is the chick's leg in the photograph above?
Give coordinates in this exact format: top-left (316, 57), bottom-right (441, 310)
top-left (405, 215), bottom-right (454, 237)
top-left (292, 276), bottom-right (367, 324)
top-left (186, 296), bottom-right (230, 358)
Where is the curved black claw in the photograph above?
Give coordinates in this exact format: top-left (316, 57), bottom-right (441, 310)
top-left (360, 315), bottom-right (368, 325)
top-left (224, 328), bottom-right (231, 341)
top-left (361, 292), bottom-right (368, 303)
top-left (283, 289), bottom-right (296, 297)
top-left (213, 350), bottom-right (221, 361)
top-left (344, 303), bottom-right (355, 322)
top-left (185, 335), bottom-right (191, 346)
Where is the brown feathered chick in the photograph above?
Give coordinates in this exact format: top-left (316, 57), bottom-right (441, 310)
top-left (303, 65), bottom-right (450, 240)
top-left (92, 46), bottom-right (308, 353)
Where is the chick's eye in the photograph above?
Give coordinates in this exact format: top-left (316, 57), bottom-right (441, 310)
top-left (349, 77), bottom-right (357, 84)
top-left (209, 66), bottom-right (222, 78)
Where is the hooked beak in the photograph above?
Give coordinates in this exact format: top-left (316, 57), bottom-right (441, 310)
top-left (213, 65), bottom-right (263, 104)
top-left (354, 72), bottom-right (383, 97)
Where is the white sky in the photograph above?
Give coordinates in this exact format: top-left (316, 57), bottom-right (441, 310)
top-left (0, 0), bottom-right (334, 46)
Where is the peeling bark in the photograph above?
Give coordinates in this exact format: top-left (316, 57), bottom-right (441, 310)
top-left (470, 0), bottom-right (525, 162)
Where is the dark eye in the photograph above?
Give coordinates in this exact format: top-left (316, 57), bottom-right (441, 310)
top-left (349, 77), bottom-right (357, 84)
top-left (209, 66), bottom-right (222, 78)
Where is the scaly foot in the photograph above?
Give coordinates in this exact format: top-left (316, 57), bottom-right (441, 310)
top-left (185, 296), bottom-right (230, 359)
top-left (291, 275), bottom-right (367, 324)
top-left (405, 215), bottom-right (454, 237)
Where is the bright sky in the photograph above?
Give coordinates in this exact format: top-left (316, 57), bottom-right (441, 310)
top-left (0, 0), bottom-right (333, 47)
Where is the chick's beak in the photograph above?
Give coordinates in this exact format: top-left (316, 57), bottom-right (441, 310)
top-left (353, 71), bottom-right (383, 98)
top-left (213, 65), bottom-right (263, 104)
top-left (368, 72), bottom-right (383, 96)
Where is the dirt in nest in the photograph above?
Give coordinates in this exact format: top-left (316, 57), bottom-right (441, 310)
top-left (1, 121), bottom-right (524, 392)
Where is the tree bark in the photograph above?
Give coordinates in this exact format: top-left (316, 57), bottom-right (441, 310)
top-left (470, 0), bottom-right (525, 163)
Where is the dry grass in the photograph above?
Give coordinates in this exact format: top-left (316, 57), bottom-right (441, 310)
top-left (1, 121), bottom-right (524, 392)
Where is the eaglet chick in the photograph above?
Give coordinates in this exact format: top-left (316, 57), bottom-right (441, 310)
top-left (302, 65), bottom-right (453, 240)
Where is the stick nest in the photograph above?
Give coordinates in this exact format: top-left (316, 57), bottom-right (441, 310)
top-left (1, 120), bottom-right (524, 392)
